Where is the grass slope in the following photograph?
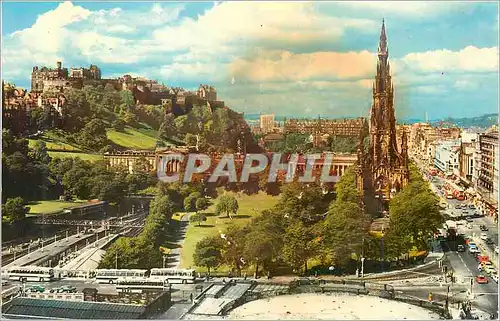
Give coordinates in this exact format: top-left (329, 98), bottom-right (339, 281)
top-left (107, 127), bottom-right (160, 150)
top-left (179, 192), bottom-right (280, 270)
top-left (48, 151), bottom-right (104, 162)
top-left (27, 200), bottom-right (86, 215)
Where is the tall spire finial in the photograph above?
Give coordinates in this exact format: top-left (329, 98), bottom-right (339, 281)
top-left (378, 19), bottom-right (388, 56)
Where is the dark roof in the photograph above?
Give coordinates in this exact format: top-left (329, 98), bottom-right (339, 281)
top-left (3, 298), bottom-right (145, 319)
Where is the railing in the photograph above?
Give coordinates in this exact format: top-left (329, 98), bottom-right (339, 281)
top-left (21, 292), bottom-right (84, 302)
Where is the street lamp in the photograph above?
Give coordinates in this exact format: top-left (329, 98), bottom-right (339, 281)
top-left (361, 257), bottom-right (365, 278)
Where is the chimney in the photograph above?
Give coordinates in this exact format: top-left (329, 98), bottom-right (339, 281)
top-left (57, 61), bottom-right (62, 70)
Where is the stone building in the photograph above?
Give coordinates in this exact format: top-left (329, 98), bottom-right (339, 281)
top-left (260, 114), bottom-right (276, 134)
top-left (473, 131), bottom-right (498, 220)
top-left (31, 61), bottom-right (101, 93)
top-left (197, 84), bottom-right (217, 101)
top-left (357, 20), bottom-right (409, 206)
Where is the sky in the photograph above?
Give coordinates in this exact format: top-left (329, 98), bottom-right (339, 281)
top-left (1, 1), bottom-right (499, 120)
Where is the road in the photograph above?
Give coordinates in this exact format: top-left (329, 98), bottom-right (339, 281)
top-left (426, 172), bottom-right (499, 314)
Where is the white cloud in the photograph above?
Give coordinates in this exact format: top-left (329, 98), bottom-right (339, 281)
top-left (400, 46), bottom-right (498, 73)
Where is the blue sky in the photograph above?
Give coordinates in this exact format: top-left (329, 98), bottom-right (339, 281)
top-left (1, 1), bottom-right (498, 120)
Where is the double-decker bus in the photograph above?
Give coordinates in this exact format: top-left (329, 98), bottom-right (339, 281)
top-left (94, 269), bottom-right (147, 284)
top-left (445, 182), bottom-right (465, 201)
top-left (116, 278), bottom-right (170, 293)
top-left (149, 268), bottom-right (196, 284)
top-left (6, 266), bottom-right (56, 282)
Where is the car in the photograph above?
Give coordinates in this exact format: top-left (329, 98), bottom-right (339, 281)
top-left (469, 204), bottom-right (476, 209)
top-left (484, 266), bottom-right (497, 275)
top-left (466, 217), bottom-right (473, 223)
top-left (462, 210), bottom-right (469, 215)
top-left (457, 244), bottom-right (465, 252)
top-left (466, 223), bottom-right (473, 229)
top-left (57, 285), bottom-right (77, 293)
top-left (478, 264), bottom-right (484, 272)
top-left (480, 225), bottom-right (488, 231)
top-left (485, 238), bottom-right (494, 245)
top-left (27, 285), bottom-right (45, 293)
top-left (455, 205), bottom-right (461, 209)
top-left (492, 274), bottom-right (499, 283)
top-left (495, 246), bottom-right (499, 254)
top-left (480, 233), bottom-right (489, 241)
top-left (476, 275), bottom-right (489, 284)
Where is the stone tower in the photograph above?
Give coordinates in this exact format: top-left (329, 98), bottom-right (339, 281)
top-left (364, 20), bottom-right (409, 204)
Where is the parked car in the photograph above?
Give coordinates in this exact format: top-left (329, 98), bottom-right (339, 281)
top-left (495, 246), bottom-right (499, 254)
top-left (492, 274), bottom-right (499, 283)
top-left (485, 238), bottom-right (494, 245)
top-left (469, 204), bottom-right (476, 209)
top-left (480, 225), bottom-right (488, 231)
top-left (27, 285), bottom-right (45, 293)
top-left (466, 217), bottom-right (473, 223)
top-left (480, 233), bottom-right (489, 241)
top-left (457, 244), bottom-right (465, 252)
top-left (476, 275), bottom-right (489, 284)
top-left (455, 205), bottom-right (461, 209)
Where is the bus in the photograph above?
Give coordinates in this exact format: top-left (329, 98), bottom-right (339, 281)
top-left (94, 269), bottom-right (148, 284)
top-left (149, 268), bottom-right (196, 284)
top-left (6, 266), bottom-right (56, 282)
top-left (116, 278), bottom-right (170, 293)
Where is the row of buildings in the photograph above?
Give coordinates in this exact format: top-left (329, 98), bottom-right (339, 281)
top-left (251, 113), bottom-right (366, 148)
top-left (409, 122), bottom-right (498, 221)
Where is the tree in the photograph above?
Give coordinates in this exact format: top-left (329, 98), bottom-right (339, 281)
top-left (323, 200), bottom-right (370, 267)
top-left (389, 179), bottom-right (443, 252)
top-left (282, 220), bottom-right (320, 274)
top-left (185, 133), bottom-right (198, 146)
top-left (215, 195), bottom-right (239, 219)
top-left (193, 236), bottom-right (224, 274)
top-left (2, 197), bottom-right (29, 224)
top-left (31, 141), bottom-right (51, 163)
top-left (243, 219), bottom-right (282, 277)
top-left (221, 224), bottom-right (249, 276)
top-left (76, 118), bottom-right (108, 151)
top-left (112, 119), bottom-right (126, 132)
top-left (184, 192), bottom-right (201, 212)
top-left (195, 197), bottom-right (209, 213)
top-left (189, 213), bottom-right (207, 226)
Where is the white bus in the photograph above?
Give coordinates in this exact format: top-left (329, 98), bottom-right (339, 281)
top-left (116, 278), bottom-right (170, 293)
top-left (6, 266), bottom-right (56, 282)
top-left (149, 268), bottom-right (196, 284)
top-left (94, 269), bottom-right (147, 284)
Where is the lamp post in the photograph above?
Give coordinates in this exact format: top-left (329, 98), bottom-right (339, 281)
top-left (361, 257), bottom-right (365, 278)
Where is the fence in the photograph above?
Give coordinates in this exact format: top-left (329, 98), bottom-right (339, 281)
top-left (22, 292), bottom-right (84, 302)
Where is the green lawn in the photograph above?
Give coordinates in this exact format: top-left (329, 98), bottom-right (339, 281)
top-left (27, 200), bottom-right (86, 215)
top-left (29, 139), bottom-right (82, 152)
top-left (48, 151), bottom-right (104, 162)
top-left (179, 192), bottom-right (280, 270)
top-left (107, 127), bottom-right (160, 150)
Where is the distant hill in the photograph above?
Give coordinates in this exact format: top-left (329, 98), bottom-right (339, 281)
top-left (429, 114), bottom-right (498, 129)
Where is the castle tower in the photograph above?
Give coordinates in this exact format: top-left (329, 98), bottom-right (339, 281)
top-left (368, 20), bottom-right (409, 204)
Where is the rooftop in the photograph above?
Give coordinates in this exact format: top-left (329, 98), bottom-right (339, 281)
top-left (2, 298), bottom-right (145, 319)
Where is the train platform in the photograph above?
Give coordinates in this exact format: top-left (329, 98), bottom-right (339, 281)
top-left (4, 228), bottom-right (106, 268)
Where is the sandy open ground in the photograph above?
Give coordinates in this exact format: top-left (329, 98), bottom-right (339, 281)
top-left (226, 293), bottom-right (440, 320)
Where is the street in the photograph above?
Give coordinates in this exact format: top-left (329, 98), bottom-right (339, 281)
top-left (426, 171), bottom-right (499, 314)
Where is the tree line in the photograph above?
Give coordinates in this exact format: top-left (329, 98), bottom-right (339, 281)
top-left (1, 129), bottom-right (156, 225)
top-left (193, 164), bottom-right (443, 276)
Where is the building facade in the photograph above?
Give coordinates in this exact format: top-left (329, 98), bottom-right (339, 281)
top-left (473, 131), bottom-right (498, 220)
top-left (260, 114), bottom-right (276, 134)
top-left (433, 140), bottom-right (460, 174)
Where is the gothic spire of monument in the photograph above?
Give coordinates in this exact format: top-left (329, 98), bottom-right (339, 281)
top-left (359, 19), bottom-right (409, 208)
